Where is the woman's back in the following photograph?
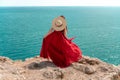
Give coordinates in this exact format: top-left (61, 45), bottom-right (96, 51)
top-left (40, 30), bottom-right (82, 68)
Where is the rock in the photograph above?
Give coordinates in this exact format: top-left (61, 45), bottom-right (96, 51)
top-left (84, 66), bottom-right (96, 74)
top-left (43, 71), bottom-right (54, 79)
top-left (0, 56), bottom-right (13, 64)
top-left (27, 62), bottom-right (39, 69)
top-left (0, 65), bottom-right (4, 70)
top-left (72, 63), bottom-right (86, 71)
top-left (78, 56), bottom-right (100, 65)
top-left (43, 69), bottom-right (64, 79)
top-left (0, 57), bottom-right (7, 62)
top-left (26, 61), bottom-right (56, 69)
top-left (112, 72), bottom-right (120, 80)
top-left (53, 69), bottom-right (64, 79)
top-left (72, 63), bottom-right (96, 74)
top-left (0, 55), bottom-right (120, 80)
top-left (99, 66), bottom-right (109, 72)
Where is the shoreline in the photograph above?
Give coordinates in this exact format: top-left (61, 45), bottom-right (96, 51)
top-left (0, 55), bottom-right (120, 80)
top-left (1, 55), bottom-right (119, 66)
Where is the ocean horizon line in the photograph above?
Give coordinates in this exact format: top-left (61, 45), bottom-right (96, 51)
top-left (1, 6), bottom-right (120, 8)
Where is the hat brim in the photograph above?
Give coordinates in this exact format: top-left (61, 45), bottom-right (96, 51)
top-left (52, 16), bottom-right (66, 31)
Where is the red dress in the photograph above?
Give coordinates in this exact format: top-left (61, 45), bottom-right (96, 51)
top-left (40, 30), bottom-right (82, 68)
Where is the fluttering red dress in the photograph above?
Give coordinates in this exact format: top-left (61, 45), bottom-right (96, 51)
top-left (40, 30), bottom-right (82, 68)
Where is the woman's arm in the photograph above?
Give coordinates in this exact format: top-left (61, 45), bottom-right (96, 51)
top-left (63, 27), bottom-right (68, 38)
top-left (43, 27), bottom-right (54, 38)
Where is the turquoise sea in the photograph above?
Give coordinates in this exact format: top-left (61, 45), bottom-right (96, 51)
top-left (0, 7), bottom-right (120, 65)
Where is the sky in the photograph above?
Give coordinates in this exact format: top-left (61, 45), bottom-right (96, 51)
top-left (0, 0), bottom-right (120, 6)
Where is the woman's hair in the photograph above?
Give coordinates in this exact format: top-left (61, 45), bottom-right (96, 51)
top-left (60, 15), bottom-right (65, 19)
top-left (60, 15), bottom-right (68, 37)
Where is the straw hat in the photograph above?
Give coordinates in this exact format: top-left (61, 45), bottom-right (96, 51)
top-left (52, 16), bottom-right (66, 31)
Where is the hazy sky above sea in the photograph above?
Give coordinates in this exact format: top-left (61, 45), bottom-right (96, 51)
top-left (0, 0), bottom-right (120, 6)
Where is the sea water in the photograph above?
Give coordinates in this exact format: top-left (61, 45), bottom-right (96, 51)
top-left (0, 7), bottom-right (120, 65)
